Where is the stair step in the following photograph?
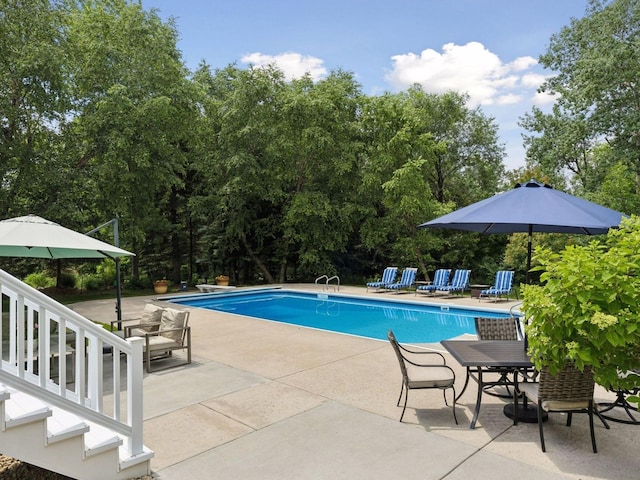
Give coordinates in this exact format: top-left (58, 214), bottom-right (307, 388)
top-left (84, 422), bottom-right (123, 458)
top-left (0, 388), bottom-right (10, 402)
top-left (47, 408), bottom-right (90, 445)
top-left (4, 390), bottom-right (52, 429)
top-left (119, 445), bottom-right (155, 471)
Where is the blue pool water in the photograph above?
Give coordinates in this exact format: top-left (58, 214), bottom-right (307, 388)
top-left (170, 290), bottom-right (515, 343)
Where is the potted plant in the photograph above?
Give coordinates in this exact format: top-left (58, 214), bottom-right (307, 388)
top-left (153, 279), bottom-right (169, 294)
top-left (215, 274), bottom-right (229, 286)
top-left (522, 216), bottom-right (640, 395)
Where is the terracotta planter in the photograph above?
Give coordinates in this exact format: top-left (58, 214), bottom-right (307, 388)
top-left (154, 281), bottom-right (169, 294)
top-left (216, 276), bottom-right (229, 286)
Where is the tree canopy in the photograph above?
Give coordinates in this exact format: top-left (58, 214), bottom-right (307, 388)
top-left (522, 0), bottom-right (640, 215)
top-left (11, 0), bottom-right (628, 288)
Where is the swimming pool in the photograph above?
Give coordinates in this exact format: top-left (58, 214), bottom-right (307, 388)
top-left (170, 289), bottom-right (517, 343)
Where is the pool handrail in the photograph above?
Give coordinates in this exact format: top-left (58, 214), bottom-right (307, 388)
top-left (315, 275), bottom-right (340, 292)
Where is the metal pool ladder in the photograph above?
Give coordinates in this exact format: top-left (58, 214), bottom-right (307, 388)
top-left (315, 274), bottom-right (340, 292)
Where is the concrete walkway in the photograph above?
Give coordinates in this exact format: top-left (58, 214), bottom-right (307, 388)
top-left (71, 285), bottom-right (640, 480)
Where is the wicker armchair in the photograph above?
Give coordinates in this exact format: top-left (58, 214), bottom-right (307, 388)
top-left (474, 317), bottom-right (521, 341)
top-left (387, 330), bottom-right (457, 424)
top-left (513, 362), bottom-right (603, 453)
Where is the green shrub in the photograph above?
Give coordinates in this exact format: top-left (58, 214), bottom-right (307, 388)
top-left (83, 274), bottom-right (105, 291)
top-left (23, 272), bottom-right (55, 289)
top-left (122, 276), bottom-right (140, 289)
top-left (96, 260), bottom-right (116, 286)
top-left (58, 271), bottom-right (77, 289)
top-left (523, 216), bottom-right (640, 391)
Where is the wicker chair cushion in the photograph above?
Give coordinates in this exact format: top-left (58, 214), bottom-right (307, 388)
top-left (160, 308), bottom-right (188, 342)
top-left (406, 364), bottom-right (455, 388)
top-left (518, 383), bottom-right (590, 411)
top-left (520, 361), bottom-right (594, 412)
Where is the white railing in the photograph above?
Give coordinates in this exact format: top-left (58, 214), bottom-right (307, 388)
top-left (0, 268), bottom-right (145, 458)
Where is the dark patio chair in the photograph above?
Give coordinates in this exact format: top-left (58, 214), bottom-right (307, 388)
top-left (474, 317), bottom-right (522, 398)
top-left (513, 362), bottom-right (605, 453)
top-left (387, 330), bottom-right (457, 424)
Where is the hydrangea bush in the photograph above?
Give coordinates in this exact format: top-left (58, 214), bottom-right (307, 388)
top-left (522, 216), bottom-right (640, 392)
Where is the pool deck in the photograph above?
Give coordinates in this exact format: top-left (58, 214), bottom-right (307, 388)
top-left (72, 284), bottom-right (640, 480)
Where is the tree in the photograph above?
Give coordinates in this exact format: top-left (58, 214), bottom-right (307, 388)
top-left (192, 66), bottom-right (365, 283)
top-left (541, 0), bottom-right (640, 159)
top-left (0, 0), bottom-right (71, 218)
top-left (526, 0), bottom-right (640, 209)
top-left (520, 105), bottom-right (598, 190)
top-left (359, 86), bottom-right (505, 279)
top-left (65, 0), bottom-right (199, 282)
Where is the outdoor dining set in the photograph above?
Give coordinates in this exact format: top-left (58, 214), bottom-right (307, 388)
top-left (388, 316), bottom-right (640, 454)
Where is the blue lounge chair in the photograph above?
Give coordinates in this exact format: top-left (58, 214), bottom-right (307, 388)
top-left (440, 269), bottom-right (471, 296)
top-left (385, 267), bottom-right (417, 292)
top-left (416, 269), bottom-right (451, 295)
top-left (366, 267), bottom-right (398, 292)
top-left (479, 270), bottom-right (514, 301)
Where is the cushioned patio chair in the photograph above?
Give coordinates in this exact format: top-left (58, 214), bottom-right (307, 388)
top-left (366, 266), bottom-right (398, 292)
top-left (475, 316), bottom-right (523, 397)
top-left (111, 303), bottom-right (164, 337)
top-left (385, 267), bottom-right (417, 292)
top-left (415, 269), bottom-right (451, 295)
top-left (513, 362), bottom-right (605, 453)
top-left (388, 330), bottom-right (457, 423)
top-left (123, 307), bottom-right (192, 373)
top-left (479, 270), bottom-right (514, 301)
top-left (439, 269), bottom-right (471, 296)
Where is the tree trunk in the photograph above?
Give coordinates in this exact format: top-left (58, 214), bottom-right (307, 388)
top-left (241, 234), bottom-right (275, 283)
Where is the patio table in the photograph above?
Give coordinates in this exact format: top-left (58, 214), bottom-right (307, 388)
top-left (441, 340), bottom-right (534, 429)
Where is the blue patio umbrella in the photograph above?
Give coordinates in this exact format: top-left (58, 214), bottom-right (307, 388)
top-left (419, 179), bottom-right (626, 283)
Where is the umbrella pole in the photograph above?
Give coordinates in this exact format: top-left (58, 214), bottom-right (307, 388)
top-left (115, 257), bottom-right (122, 328)
top-left (525, 225), bottom-right (532, 284)
top-left (524, 224), bottom-right (533, 352)
top-left (86, 218), bottom-right (123, 329)
top-left (113, 219), bottom-right (123, 330)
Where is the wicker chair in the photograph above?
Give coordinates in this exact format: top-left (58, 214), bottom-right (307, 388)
top-left (474, 316), bottom-right (521, 341)
top-left (513, 362), bottom-right (601, 453)
top-left (474, 317), bottom-right (522, 398)
top-left (387, 330), bottom-right (457, 423)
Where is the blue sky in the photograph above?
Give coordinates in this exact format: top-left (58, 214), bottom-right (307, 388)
top-left (141, 0), bottom-right (590, 170)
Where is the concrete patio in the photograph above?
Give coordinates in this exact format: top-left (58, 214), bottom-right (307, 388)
top-left (72, 285), bottom-right (640, 480)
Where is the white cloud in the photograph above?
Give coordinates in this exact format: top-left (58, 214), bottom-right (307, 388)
top-left (532, 90), bottom-right (558, 106)
top-left (521, 72), bottom-right (546, 88)
top-left (385, 41), bottom-right (541, 107)
top-left (241, 52), bottom-right (328, 82)
top-left (509, 56), bottom-right (538, 71)
top-left (518, 72), bottom-right (557, 105)
top-left (496, 93), bottom-right (522, 105)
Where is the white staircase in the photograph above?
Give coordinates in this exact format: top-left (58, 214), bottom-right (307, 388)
top-left (0, 268), bottom-right (153, 479)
